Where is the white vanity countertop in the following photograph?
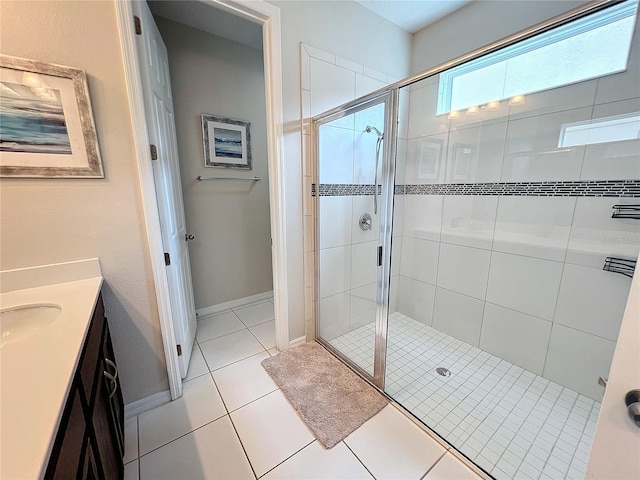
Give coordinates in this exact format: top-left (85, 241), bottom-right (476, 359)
top-left (0, 259), bottom-right (103, 480)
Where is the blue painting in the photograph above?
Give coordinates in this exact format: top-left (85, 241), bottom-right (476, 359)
top-left (0, 81), bottom-right (72, 155)
top-left (213, 127), bottom-right (242, 159)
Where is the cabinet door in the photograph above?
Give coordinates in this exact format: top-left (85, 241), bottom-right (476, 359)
top-left (92, 355), bottom-right (122, 480)
top-left (45, 384), bottom-right (86, 479)
top-left (79, 436), bottom-right (101, 480)
top-left (103, 320), bottom-right (125, 456)
top-left (80, 295), bottom-right (105, 405)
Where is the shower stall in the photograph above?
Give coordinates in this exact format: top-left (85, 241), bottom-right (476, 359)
top-left (314, 1), bottom-right (639, 479)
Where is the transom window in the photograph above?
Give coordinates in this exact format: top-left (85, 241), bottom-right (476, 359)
top-left (437, 0), bottom-right (638, 116)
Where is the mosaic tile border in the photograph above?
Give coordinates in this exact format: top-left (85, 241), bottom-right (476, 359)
top-left (315, 180), bottom-right (640, 197)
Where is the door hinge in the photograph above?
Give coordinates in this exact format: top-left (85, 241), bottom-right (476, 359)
top-left (134, 16), bottom-right (142, 35)
top-left (177, 344), bottom-right (182, 356)
top-left (377, 246), bottom-right (383, 266)
top-left (150, 144), bottom-right (158, 160)
top-left (164, 252), bottom-right (171, 266)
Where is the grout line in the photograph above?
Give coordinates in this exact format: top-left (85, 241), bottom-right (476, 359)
top-left (136, 415), bottom-right (141, 478)
top-left (237, 315), bottom-right (276, 330)
top-left (419, 450), bottom-right (448, 480)
top-left (225, 388), bottom-right (281, 415)
top-left (226, 412), bottom-right (258, 479)
top-left (136, 414), bottom-right (140, 461)
top-left (197, 325), bottom-right (252, 346)
top-left (256, 439), bottom-right (317, 479)
top-left (343, 440), bottom-right (378, 479)
top-left (137, 412), bottom-right (229, 460)
top-left (206, 348), bottom-right (272, 374)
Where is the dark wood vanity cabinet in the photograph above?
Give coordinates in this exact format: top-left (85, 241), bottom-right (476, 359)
top-left (45, 293), bottom-right (125, 480)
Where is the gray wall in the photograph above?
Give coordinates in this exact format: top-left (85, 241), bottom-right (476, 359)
top-left (0, 0), bottom-right (168, 404)
top-left (155, 17), bottom-right (273, 309)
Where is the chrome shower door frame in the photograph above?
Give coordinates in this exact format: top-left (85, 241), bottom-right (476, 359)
top-left (313, 89), bottom-right (399, 390)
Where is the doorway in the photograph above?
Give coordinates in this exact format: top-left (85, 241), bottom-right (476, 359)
top-left (115, 0), bottom-right (288, 400)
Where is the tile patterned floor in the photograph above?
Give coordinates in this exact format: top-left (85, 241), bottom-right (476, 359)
top-left (124, 299), bottom-right (483, 480)
top-left (329, 312), bottom-right (600, 480)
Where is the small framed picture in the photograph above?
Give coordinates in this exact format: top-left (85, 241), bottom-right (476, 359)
top-left (0, 54), bottom-right (103, 178)
top-left (202, 114), bottom-right (252, 170)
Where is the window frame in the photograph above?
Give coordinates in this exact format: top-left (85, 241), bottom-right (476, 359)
top-left (436, 0), bottom-right (638, 115)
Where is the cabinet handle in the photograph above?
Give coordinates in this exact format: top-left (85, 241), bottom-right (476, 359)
top-left (104, 371), bottom-right (118, 400)
top-left (104, 358), bottom-right (118, 380)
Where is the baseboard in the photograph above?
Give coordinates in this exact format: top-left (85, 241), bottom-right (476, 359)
top-left (125, 389), bottom-right (171, 419)
top-left (289, 335), bottom-right (306, 348)
top-left (196, 290), bottom-right (274, 317)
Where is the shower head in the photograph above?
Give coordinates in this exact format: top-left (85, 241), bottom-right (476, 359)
top-left (365, 125), bottom-right (384, 139)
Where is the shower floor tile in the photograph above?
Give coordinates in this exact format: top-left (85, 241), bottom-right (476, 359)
top-left (328, 312), bottom-right (600, 480)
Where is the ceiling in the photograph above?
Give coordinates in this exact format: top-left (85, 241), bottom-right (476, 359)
top-left (148, 1), bottom-right (263, 50)
top-left (148, 0), bottom-right (474, 50)
top-left (355, 0), bottom-right (474, 33)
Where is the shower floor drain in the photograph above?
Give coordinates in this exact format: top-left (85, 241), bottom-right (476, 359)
top-left (436, 367), bottom-right (451, 377)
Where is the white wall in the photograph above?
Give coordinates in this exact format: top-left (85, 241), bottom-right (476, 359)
top-left (155, 17), bottom-right (273, 309)
top-left (0, 1), bottom-right (168, 403)
top-left (410, 0), bottom-right (591, 75)
top-left (304, 45), bottom-right (391, 344)
top-left (269, 0), bottom-right (412, 341)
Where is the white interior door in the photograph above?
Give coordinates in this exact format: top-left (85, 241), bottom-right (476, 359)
top-left (133, 1), bottom-right (196, 378)
top-left (587, 270), bottom-right (640, 478)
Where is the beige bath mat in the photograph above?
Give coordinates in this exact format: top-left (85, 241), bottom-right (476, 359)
top-left (261, 342), bottom-right (387, 448)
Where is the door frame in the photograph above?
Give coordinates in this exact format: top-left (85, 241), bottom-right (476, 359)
top-left (115, 0), bottom-right (288, 400)
top-left (313, 91), bottom-right (397, 390)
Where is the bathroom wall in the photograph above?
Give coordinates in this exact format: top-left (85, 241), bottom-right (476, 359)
top-left (410, 0), bottom-right (592, 75)
top-left (154, 17), bottom-right (273, 310)
top-left (269, 0), bottom-right (412, 341)
top-left (0, 1), bottom-right (168, 403)
top-left (394, 16), bottom-right (640, 400)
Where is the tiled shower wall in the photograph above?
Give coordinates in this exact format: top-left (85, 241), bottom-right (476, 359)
top-left (300, 44), bottom-right (401, 342)
top-left (306, 26), bottom-right (639, 400)
top-left (393, 26), bottom-right (640, 400)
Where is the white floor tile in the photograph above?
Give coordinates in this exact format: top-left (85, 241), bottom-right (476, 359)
top-left (183, 343), bottom-right (209, 382)
top-left (345, 405), bottom-right (446, 480)
top-left (124, 459), bottom-right (139, 480)
top-left (424, 453), bottom-right (482, 480)
top-left (250, 320), bottom-right (276, 349)
top-left (124, 416), bottom-right (138, 464)
top-left (332, 312), bottom-right (599, 480)
top-left (199, 329), bottom-right (265, 371)
top-left (262, 441), bottom-right (373, 480)
top-left (268, 347), bottom-right (279, 356)
top-left (196, 311), bottom-right (245, 343)
top-left (139, 417), bottom-right (253, 480)
top-left (233, 301), bottom-right (275, 327)
top-left (212, 352), bottom-right (278, 412)
top-left (230, 389), bottom-right (315, 477)
top-left (138, 374), bottom-right (226, 456)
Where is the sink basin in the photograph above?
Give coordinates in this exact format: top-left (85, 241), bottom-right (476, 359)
top-left (0, 304), bottom-right (62, 347)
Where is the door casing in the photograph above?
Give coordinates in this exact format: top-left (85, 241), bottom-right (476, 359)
top-left (115, 0), bottom-right (288, 401)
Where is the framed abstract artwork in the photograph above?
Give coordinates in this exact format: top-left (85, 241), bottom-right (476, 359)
top-left (0, 54), bottom-right (103, 178)
top-left (202, 114), bottom-right (252, 170)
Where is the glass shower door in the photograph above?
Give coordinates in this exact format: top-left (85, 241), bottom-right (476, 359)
top-left (315, 94), bottom-right (394, 385)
